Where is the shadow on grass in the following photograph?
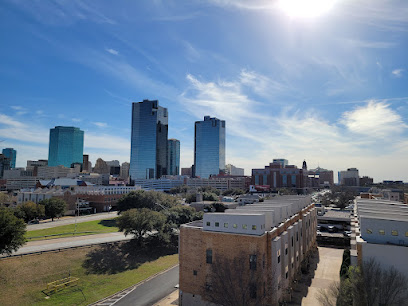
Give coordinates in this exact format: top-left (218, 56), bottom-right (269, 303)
top-left (98, 219), bottom-right (117, 227)
top-left (82, 235), bottom-right (178, 275)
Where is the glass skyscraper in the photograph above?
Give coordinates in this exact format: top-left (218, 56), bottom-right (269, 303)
top-left (167, 139), bottom-right (180, 175)
top-left (194, 116), bottom-right (225, 178)
top-left (2, 148), bottom-right (16, 168)
top-left (130, 100), bottom-right (168, 180)
top-left (48, 126), bottom-right (84, 167)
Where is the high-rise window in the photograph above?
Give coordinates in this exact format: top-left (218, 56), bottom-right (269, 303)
top-left (194, 116), bottom-right (225, 178)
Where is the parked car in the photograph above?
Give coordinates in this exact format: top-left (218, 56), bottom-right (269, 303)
top-left (317, 230), bottom-right (322, 236)
top-left (343, 230), bottom-right (352, 237)
top-left (327, 225), bottom-right (338, 233)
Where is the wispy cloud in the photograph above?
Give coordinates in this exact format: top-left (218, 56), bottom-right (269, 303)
top-left (340, 101), bottom-right (408, 137)
top-left (392, 68), bottom-right (404, 78)
top-left (72, 118), bottom-right (82, 122)
top-left (106, 48), bottom-right (119, 55)
top-left (92, 122), bottom-right (108, 128)
top-left (8, 0), bottom-right (116, 25)
top-left (345, 39), bottom-right (396, 49)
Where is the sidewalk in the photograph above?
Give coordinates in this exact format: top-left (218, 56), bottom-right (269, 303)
top-left (153, 290), bottom-right (179, 306)
top-left (2, 232), bottom-right (131, 257)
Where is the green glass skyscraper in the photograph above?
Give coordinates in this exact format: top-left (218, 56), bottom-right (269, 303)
top-left (2, 148), bottom-right (16, 168)
top-left (48, 126), bottom-right (84, 167)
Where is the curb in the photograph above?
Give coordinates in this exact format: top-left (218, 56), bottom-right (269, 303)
top-left (89, 264), bottom-right (179, 306)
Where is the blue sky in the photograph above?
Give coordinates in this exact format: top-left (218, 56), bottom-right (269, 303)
top-left (0, 0), bottom-right (407, 182)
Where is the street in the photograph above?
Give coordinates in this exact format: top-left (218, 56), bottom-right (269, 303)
top-left (113, 265), bottom-right (179, 306)
top-left (27, 211), bottom-right (119, 231)
top-left (1, 232), bottom-right (131, 257)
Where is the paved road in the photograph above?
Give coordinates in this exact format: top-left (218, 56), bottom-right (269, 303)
top-left (2, 232), bottom-right (131, 257)
top-left (27, 212), bottom-right (119, 231)
top-left (114, 265), bottom-right (179, 306)
top-left (301, 247), bottom-right (343, 306)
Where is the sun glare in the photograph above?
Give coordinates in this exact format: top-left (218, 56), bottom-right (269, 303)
top-left (277, 0), bottom-right (336, 18)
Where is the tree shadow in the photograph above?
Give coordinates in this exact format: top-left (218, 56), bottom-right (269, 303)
top-left (82, 235), bottom-right (178, 275)
top-left (98, 219), bottom-right (117, 227)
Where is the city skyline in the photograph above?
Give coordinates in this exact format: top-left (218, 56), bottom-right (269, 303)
top-left (0, 1), bottom-right (407, 182)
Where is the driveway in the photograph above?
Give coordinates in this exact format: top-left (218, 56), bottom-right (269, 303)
top-left (301, 247), bottom-right (343, 305)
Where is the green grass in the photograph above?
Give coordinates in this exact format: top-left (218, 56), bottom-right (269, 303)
top-left (0, 242), bottom-right (179, 306)
top-left (26, 219), bottom-right (119, 241)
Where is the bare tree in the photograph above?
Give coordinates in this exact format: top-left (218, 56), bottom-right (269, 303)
top-left (202, 252), bottom-right (277, 306)
top-left (317, 258), bottom-right (408, 306)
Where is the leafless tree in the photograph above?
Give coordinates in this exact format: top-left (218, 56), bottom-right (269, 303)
top-left (202, 252), bottom-right (277, 306)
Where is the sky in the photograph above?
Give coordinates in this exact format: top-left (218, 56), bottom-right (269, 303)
top-left (0, 0), bottom-right (407, 183)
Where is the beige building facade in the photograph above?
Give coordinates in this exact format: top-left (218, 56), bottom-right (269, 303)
top-left (179, 196), bottom-right (317, 305)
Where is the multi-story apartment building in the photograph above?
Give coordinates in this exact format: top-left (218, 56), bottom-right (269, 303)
top-left (307, 166), bottom-right (334, 187)
top-left (338, 168), bottom-right (359, 186)
top-left (179, 196), bottom-right (317, 305)
top-left (120, 162), bottom-right (130, 180)
top-left (48, 126), bottom-right (84, 167)
top-left (252, 160), bottom-right (307, 192)
top-left (2, 148), bottom-right (17, 168)
top-left (351, 197), bottom-right (408, 279)
top-left (225, 163), bottom-right (245, 176)
top-left (194, 116), bottom-right (226, 178)
top-left (167, 139), bottom-right (180, 176)
top-left (130, 100), bottom-right (168, 180)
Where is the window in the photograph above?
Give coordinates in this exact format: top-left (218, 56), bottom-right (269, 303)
top-left (285, 248), bottom-right (288, 255)
top-left (252, 225), bottom-right (257, 230)
top-left (206, 222), bottom-right (210, 226)
top-left (285, 271), bottom-right (288, 279)
top-left (250, 255), bottom-right (257, 270)
top-left (243, 224), bottom-right (248, 229)
top-left (215, 222), bottom-right (219, 227)
top-left (379, 230), bottom-right (385, 235)
top-left (277, 250), bottom-right (281, 263)
top-left (391, 230), bottom-right (398, 236)
top-left (297, 255), bottom-right (299, 262)
top-left (366, 229), bottom-right (372, 234)
top-left (193, 270), bottom-right (197, 276)
top-left (206, 249), bottom-right (212, 264)
top-left (224, 223), bottom-right (228, 228)
top-left (250, 284), bottom-right (257, 299)
top-left (296, 232), bottom-right (299, 241)
top-left (233, 224), bottom-right (237, 228)
top-left (292, 237), bottom-right (294, 247)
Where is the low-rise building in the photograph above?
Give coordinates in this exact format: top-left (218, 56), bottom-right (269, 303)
top-left (351, 198), bottom-right (408, 279)
top-left (179, 195), bottom-right (317, 305)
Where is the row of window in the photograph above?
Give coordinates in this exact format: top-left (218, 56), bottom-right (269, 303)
top-left (366, 229), bottom-right (408, 237)
top-left (206, 221), bottom-right (265, 231)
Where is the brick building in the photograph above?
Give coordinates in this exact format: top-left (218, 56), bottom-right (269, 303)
top-left (251, 160), bottom-right (307, 192)
top-left (179, 196), bottom-right (317, 305)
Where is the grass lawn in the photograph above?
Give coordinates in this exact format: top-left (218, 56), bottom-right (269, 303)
top-left (26, 219), bottom-right (119, 241)
top-left (0, 241), bottom-right (178, 306)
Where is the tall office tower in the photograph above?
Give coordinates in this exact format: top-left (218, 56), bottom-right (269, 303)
top-left (48, 126), bottom-right (84, 168)
top-left (2, 148), bottom-right (17, 168)
top-left (167, 139), bottom-right (180, 176)
top-left (0, 154), bottom-right (11, 178)
top-left (83, 154), bottom-right (89, 171)
top-left (194, 116), bottom-right (225, 178)
top-left (130, 99), bottom-right (168, 181)
top-left (120, 162), bottom-right (130, 180)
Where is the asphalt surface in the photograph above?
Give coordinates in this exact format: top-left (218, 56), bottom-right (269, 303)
top-left (27, 212), bottom-right (119, 231)
top-left (2, 232), bottom-right (131, 257)
top-left (114, 265), bottom-right (179, 306)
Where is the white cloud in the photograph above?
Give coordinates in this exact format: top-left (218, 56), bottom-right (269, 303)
top-left (92, 122), bottom-right (108, 128)
top-left (340, 101), bottom-right (407, 137)
top-left (106, 48), bottom-right (119, 55)
top-left (72, 118), bottom-right (82, 122)
top-left (392, 68), bottom-right (404, 77)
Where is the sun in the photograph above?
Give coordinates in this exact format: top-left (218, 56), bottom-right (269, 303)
top-left (277, 0), bottom-right (336, 18)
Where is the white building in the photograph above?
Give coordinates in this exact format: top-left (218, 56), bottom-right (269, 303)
top-left (225, 164), bottom-right (245, 176)
top-left (351, 198), bottom-right (408, 279)
top-left (338, 168), bottom-right (359, 186)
